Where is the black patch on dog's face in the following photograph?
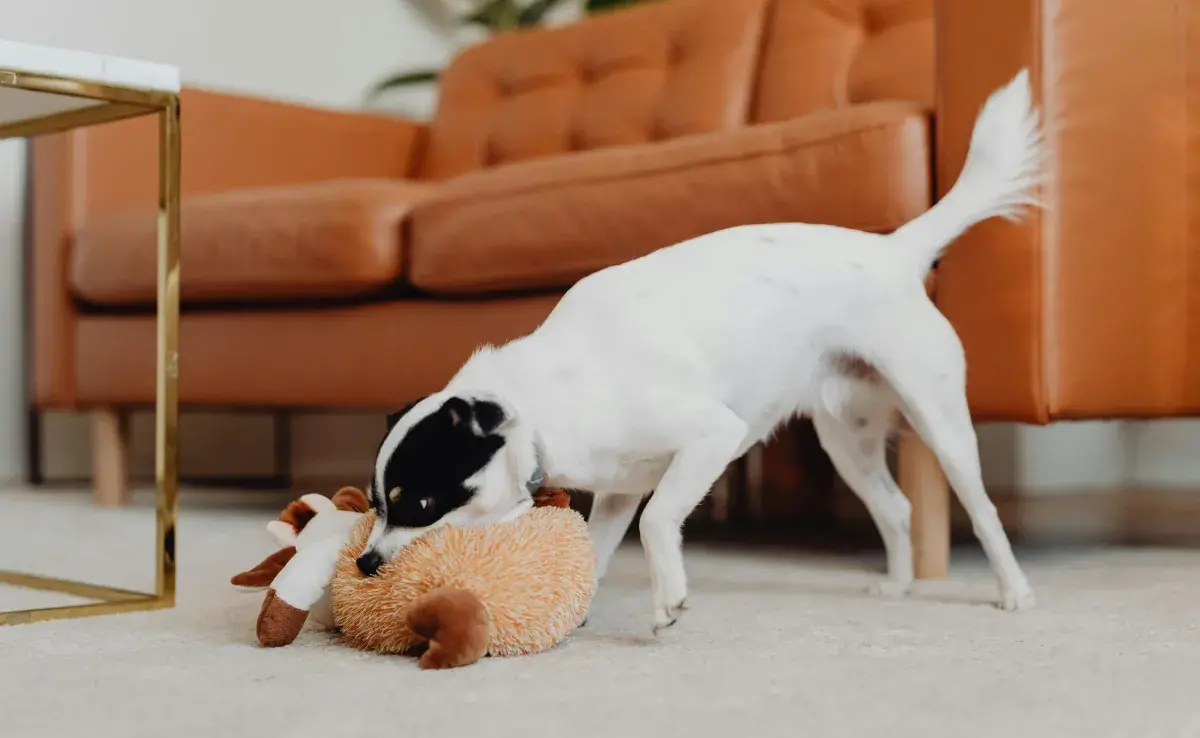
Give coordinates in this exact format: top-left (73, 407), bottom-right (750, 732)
top-left (376, 396), bottom-right (508, 529)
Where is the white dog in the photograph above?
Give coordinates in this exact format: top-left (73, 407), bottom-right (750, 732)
top-left (360, 69), bottom-right (1042, 633)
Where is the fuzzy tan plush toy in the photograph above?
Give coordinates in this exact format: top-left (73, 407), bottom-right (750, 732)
top-left (233, 487), bottom-right (595, 670)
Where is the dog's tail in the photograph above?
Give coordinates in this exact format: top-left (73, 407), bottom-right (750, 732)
top-left (891, 68), bottom-right (1043, 276)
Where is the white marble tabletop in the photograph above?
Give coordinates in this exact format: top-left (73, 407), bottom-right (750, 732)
top-left (0, 39), bottom-right (179, 132)
top-left (0, 39), bottom-right (179, 92)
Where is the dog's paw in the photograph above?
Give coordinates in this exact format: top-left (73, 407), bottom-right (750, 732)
top-left (651, 598), bottom-right (687, 636)
top-left (997, 583), bottom-right (1037, 612)
top-left (867, 578), bottom-right (913, 599)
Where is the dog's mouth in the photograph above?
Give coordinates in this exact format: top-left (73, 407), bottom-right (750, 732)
top-left (354, 494), bottom-right (538, 577)
top-left (356, 522), bottom-right (434, 576)
top-left (355, 549), bottom-right (385, 577)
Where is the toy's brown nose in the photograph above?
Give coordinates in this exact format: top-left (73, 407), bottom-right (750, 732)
top-left (356, 550), bottom-right (384, 577)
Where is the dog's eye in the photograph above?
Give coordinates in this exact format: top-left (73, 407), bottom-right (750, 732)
top-left (388, 487), bottom-right (402, 503)
top-left (419, 497), bottom-right (434, 510)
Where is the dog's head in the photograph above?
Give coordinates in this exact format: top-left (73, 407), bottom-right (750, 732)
top-left (356, 391), bottom-right (539, 575)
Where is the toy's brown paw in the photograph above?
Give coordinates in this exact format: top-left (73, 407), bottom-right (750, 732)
top-left (256, 589), bottom-right (308, 647)
top-left (407, 587), bottom-right (489, 669)
top-left (418, 645), bottom-right (473, 670)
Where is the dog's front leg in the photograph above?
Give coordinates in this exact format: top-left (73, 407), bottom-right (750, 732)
top-left (640, 407), bottom-right (748, 634)
top-left (588, 493), bottom-right (644, 582)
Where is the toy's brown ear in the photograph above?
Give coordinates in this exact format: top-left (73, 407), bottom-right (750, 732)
top-left (231, 547), bottom-right (297, 588)
top-left (331, 486), bottom-right (370, 513)
top-left (279, 499), bottom-right (320, 532)
top-left (532, 488), bottom-right (571, 509)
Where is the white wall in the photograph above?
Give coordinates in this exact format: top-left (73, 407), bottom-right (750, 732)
top-left (0, 0), bottom-right (453, 112)
top-left (0, 0), bottom-right (452, 484)
top-left (0, 134), bottom-right (22, 482)
top-left (980, 419), bottom-right (1200, 495)
top-left (0, 0), bottom-right (1195, 493)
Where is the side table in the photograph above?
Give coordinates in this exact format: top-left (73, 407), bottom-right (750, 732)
top-left (0, 40), bottom-right (180, 625)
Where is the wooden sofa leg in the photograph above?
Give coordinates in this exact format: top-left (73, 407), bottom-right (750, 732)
top-left (92, 408), bottom-right (131, 507)
top-left (898, 429), bottom-right (950, 580)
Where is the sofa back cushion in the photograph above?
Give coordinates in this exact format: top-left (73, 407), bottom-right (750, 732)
top-left (752, 0), bottom-right (933, 123)
top-left (419, 0), bottom-right (770, 180)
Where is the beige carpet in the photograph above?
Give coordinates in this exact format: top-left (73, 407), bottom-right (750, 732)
top-left (3, 487), bottom-right (1200, 738)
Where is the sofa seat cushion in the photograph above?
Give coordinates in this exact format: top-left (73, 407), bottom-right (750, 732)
top-left (70, 179), bottom-right (431, 307)
top-left (406, 101), bottom-right (930, 296)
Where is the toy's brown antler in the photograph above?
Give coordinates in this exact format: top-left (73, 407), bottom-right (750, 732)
top-left (231, 546), bottom-right (296, 588)
top-left (331, 486), bottom-right (370, 513)
top-left (532, 488), bottom-right (571, 509)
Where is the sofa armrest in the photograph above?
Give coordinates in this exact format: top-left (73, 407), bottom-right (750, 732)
top-left (29, 88), bottom-right (425, 407)
top-left (933, 0), bottom-right (1197, 423)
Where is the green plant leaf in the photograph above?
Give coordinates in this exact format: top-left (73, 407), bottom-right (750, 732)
top-left (465, 0), bottom-right (521, 29)
top-left (367, 68), bottom-right (441, 100)
top-left (518, 0), bottom-right (574, 25)
top-left (585, 0), bottom-right (644, 13)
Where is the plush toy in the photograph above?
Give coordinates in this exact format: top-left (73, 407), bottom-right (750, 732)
top-left (232, 487), bottom-right (596, 670)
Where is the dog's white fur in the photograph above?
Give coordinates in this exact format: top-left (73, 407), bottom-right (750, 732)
top-left (372, 69), bottom-right (1043, 632)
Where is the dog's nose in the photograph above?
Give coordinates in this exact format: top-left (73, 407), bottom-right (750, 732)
top-left (356, 550), bottom-right (384, 577)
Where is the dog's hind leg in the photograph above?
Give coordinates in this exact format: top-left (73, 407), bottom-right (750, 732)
top-left (813, 372), bottom-right (913, 596)
top-left (868, 304), bottom-right (1035, 611)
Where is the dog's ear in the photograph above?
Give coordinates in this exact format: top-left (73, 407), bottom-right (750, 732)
top-left (386, 396), bottom-right (429, 431)
top-left (441, 397), bottom-right (473, 429)
top-left (471, 399), bottom-right (508, 435)
top-left (440, 396), bottom-right (510, 436)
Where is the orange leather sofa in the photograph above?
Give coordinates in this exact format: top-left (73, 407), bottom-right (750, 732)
top-left (29, 0), bottom-right (1199, 577)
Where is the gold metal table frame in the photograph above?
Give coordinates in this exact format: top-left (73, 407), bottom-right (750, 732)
top-left (0, 68), bottom-right (180, 625)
